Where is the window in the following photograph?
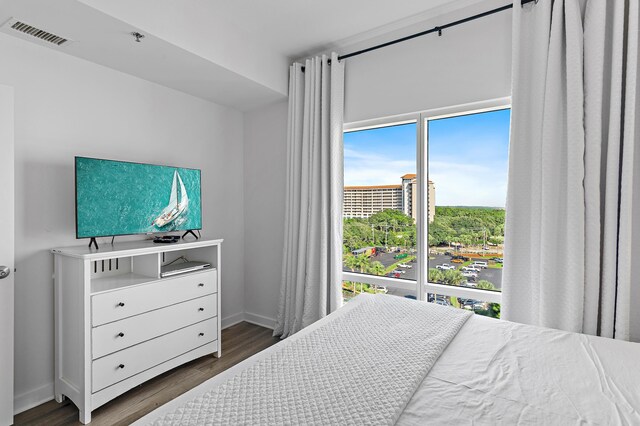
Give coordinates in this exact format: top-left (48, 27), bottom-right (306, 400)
top-left (342, 100), bottom-right (511, 313)
top-left (343, 122), bottom-right (418, 299)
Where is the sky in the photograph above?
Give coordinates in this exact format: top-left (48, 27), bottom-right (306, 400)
top-left (343, 108), bottom-right (511, 207)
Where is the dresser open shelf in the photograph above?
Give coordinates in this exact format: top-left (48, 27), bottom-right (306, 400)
top-left (51, 238), bottom-right (223, 424)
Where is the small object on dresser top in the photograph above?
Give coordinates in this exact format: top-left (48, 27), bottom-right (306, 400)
top-left (153, 235), bottom-right (180, 244)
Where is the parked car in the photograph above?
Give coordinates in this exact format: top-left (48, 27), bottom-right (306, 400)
top-left (451, 258), bottom-right (464, 264)
top-left (451, 255), bottom-right (470, 261)
top-left (392, 269), bottom-right (406, 274)
top-left (436, 264), bottom-right (456, 270)
top-left (428, 294), bottom-right (448, 303)
top-left (398, 263), bottom-right (413, 269)
top-left (462, 266), bottom-right (481, 273)
top-left (461, 299), bottom-right (485, 310)
top-left (492, 257), bottom-right (504, 263)
top-left (461, 272), bottom-right (478, 279)
top-left (472, 261), bottom-right (488, 269)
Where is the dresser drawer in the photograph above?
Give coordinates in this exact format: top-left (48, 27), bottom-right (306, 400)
top-left (92, 294), bottom-right (217, 359)
top-left (91, 270), bottom-right (216, 326)
top-left (92, 317), bottom-right (217, 392)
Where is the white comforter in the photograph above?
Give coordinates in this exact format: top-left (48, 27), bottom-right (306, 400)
top-left (146, 294), bottom-right (471, 425)
top-left (399, 314), bottom-right (640, 425)
top-left (137, 294), bottom-right (640, 425)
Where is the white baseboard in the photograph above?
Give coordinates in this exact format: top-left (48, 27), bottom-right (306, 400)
top-left (14, 382), bottom-right (54, 415)
top-left (243, 312), bottom-right (276, 330)
top-left (221, 312), bottom-right (245, 329)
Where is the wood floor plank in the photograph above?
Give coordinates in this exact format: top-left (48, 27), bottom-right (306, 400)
top-left (14, 322), bottom-right (280, 426)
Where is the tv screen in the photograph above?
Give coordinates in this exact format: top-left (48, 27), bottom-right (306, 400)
top-left (75, 157), bottom-right (202, 239)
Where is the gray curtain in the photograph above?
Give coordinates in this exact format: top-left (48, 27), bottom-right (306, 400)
top-left (274, 53), bottom-right (345, 339)
top-left (503, 0), bottom-right (640, 340)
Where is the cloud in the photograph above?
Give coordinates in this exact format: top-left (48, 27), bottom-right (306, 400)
top-left (344, 148), bottom-right (415, 186)
top-left (429, 161), bottom-right (507, 207)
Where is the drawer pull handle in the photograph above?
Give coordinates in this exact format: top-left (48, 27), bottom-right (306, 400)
top-left (117, 332), bottom-right (125, 338)
top-left (118, 364), bottom-right (125, 369)
top-left (199, 333), bottom-right (205, 337)
top-left (198, 308), bottom-right (205, 312)
top-left (117, 302), bottom-right (125, 307)
top-left (198, 283), bottom-right (205, 287)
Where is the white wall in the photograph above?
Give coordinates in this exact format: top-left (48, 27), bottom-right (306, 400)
top-left (0, 32), bottom-right (246, 413)
top-left (343, 0), bottom-right (512, 123)
top-left (243, 101), bottom-right (288, 327)
top-left (241, 3), bottom-right (513, 326)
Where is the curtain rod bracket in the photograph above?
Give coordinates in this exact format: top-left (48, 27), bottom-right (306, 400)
top-left (436, 27), bottom-right (442, 37)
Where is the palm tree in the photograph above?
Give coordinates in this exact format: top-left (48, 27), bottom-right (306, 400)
top-left (344, 254), bottom-right (359, 272)
top-left (476, 280), bottom-right (497, 291)
top-left (442, 269), bottom-right (465, 286)
top-left (368, 261), bottom-right (386, 277)
top-left (355, 254), bottom-right (369, 273)
top-left (428, 268), bottom-right (444, 284)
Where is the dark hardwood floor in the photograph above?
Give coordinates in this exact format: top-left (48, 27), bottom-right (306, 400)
top-left (14, 322), bottom-right (280, 426)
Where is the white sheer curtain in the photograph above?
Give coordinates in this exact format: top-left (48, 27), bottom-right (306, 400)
top-left (274, 53), bottom-right (345, 339)
top-left (504, 0), bottom-right (640, 340)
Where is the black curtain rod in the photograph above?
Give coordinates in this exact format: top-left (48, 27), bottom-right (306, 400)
top-left (300, 0), bottom-right (538, 70)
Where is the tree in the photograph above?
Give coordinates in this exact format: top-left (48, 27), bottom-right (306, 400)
top-left (474, 280), bottom-right (500, 318)
top-left (369, 209), bottom-right (414, 229)
top-left (476, 280), bottom-right (497, 291)
top-left (441, 269), bottom-right (465, 286)
top-left (427, 206), bottom-right (506, 248)
top-left (368, 261), bottom-right (386, 277)
top-left (428, 268), bottom-right (444, 283)
top-left (343, 255), bottom-right (359, 272)
top-left (355, 254), bottom-right (369, 273)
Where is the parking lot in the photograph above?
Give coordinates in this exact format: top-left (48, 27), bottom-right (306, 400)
top-left (343, 251), bottom-right (502, 289)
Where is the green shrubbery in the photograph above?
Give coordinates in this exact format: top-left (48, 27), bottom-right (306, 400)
top-left (343, 207), bottom-right (505, 253)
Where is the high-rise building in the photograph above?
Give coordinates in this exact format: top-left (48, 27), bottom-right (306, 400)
top-left (343, 175), bottom-right (435, 222)
top-left (343, 184), bottom-right (403, 218)
top-left (400, 174), bottom-right (435, 223)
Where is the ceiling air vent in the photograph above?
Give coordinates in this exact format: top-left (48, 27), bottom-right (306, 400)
top-left (2, 18), bottom-right (70, 46)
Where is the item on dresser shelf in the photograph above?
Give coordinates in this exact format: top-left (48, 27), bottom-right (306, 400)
top-left (161, 261), bottom-right (211, 278)
top-left (153, 235), bottom-right (180, 244)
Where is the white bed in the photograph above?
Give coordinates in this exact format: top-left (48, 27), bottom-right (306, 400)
top-left (135, 294), bottom-right (640, 425)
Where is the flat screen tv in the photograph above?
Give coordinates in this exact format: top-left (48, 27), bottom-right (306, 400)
top-left (75, 157), bottom-right (202, 240)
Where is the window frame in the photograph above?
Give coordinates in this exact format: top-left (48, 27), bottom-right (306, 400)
top-left (342, 97), bottom-right (510, 306)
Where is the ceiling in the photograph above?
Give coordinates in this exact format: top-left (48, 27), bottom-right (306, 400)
top-left (0, 0), bottom-right (478, 111)
top-left (181, 0), bottom-right (472, 58)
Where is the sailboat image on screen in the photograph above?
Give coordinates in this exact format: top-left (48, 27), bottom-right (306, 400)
top-left (152, 170), bottom-right (189, 228)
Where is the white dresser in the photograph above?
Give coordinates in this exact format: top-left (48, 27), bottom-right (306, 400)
top-left (51, 238), bottom-right (223, 424)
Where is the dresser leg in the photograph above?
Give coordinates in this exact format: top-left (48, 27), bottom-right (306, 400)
top-left (79, 409), bottom-right (91, 424)
top-left (54, 392), bottom-right (65, 403)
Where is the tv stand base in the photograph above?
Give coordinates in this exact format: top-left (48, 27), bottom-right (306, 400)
top-left (88, 238), bottom-right (99, 250)
top-left (182, 230), bottom-right (199, 240)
